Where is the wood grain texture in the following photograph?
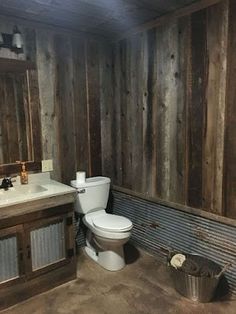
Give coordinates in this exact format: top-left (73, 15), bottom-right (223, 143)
top-left (224, 0), bottom-right (236, 218)
top-left (0, 0), bottom-right (202, 40)
top-left (112, 42), bottom-right (122, 186)
top-left (104, 1), bottom-right (235, 218)
top-left (36, 30), bottom-right (61, 181)
top-left (120, 39), bottom-right (132, 189)
top-left (120, 0), bottom-right (222, 41)
top-left (86, 40), bottom-right (102, 177)
top-left (0, 161), bottom-right (41, 177)
top-left (143, 29), bottom-right (156, 196)
top-left (202, 1), bottom-right (229, 214)
top-left (27, 70), bottom-right (42, 161)
top-left (0, 73), bottom-right (33, 164)
top-left (100, 42), bottom-right (114, 180)
top-left (187, 9), bottom-right (207, 209)
top-left (72, 40), bottom-right (90, 176)
top-left (55, 35), bottom-right (76, 184)
top-left (130, 33), bottom-right (143, 193)
top-left (0, 202), bottom-right (76, 311)
top-left (0, 58), bottom-right (35, 72)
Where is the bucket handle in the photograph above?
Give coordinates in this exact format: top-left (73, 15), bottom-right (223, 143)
top-left (215, 262), bottom-right (232, 279)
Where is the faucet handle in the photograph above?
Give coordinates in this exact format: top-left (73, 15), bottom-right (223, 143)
top-left (16, 161), bottom-right (27, 171)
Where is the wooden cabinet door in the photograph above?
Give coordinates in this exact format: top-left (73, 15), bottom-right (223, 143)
top-left (0, 225), bottom-right (25, 286)
top-left (24, 212), bottom-right (75, 278)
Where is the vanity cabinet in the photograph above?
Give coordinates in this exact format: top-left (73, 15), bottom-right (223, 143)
top-left (0, 200), bottom-right (76, 311)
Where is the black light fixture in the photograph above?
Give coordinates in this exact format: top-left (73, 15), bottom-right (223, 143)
top-left (0, 26), bottom-right (24, 54)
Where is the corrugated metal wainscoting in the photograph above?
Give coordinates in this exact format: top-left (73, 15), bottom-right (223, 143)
top-left (74, 214), bottom-right (86, 249)
top-left (0, 236), bottom-right (19, 283)
top-left (112, 190), bottom-right (236, 298)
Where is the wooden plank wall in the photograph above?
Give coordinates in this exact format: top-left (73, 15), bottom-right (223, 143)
top-left (0, 19), bottom-right (112, 184)
top-left (36, 31), bottom-right (110, 183)
top-left (102, 0), bottom-right (236, 218)
top-left (0, 73), bottom-right (30, 164)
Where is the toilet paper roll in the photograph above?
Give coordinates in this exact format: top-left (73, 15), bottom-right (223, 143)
top-left (76, 171), bottom-right (86, 183)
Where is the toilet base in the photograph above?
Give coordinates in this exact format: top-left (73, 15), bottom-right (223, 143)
top-left (84, 231), bottom-right (127, 271)
top-left (84, 245), bottom-right (125, 271)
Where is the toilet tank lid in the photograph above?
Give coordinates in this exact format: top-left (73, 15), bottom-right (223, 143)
top-left (70, 176), bottom-right (110, 188)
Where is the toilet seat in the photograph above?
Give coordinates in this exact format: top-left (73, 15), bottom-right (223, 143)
top-left (92, 214), bottom-right (132, 232)
top-left (83, 210), bottom-right (133, 240)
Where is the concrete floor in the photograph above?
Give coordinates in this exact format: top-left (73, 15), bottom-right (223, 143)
top-left (3, 245), bottom-right (236, 314)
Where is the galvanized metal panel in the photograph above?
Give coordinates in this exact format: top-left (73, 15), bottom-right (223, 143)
top-left (112, 191), bottom-right (236, 298)
top-left (0, 236), bottom-right (19, 283)
top-left (30, 221), bottom-right (66, 271)
top-left (74, 213), bottom-right (86, 248)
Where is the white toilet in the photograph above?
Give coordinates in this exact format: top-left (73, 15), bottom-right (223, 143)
top-left (71, 176), bottom-right (133, 271)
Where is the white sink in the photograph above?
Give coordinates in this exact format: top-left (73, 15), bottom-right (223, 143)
top-left (0, 173), bottom-right (75, 208)
top-left (14, 184), bottom-right (48, 194)
top-left (0, 184), bottom-right (47, 195)
top-left (0, 184), bottom-right (48, 206)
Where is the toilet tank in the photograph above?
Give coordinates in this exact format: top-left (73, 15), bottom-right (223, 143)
top-left (71, 176), bottom-right (111, 214)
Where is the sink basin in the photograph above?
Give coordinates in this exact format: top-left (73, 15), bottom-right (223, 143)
top-left (0, 184), bottom-right (48, 206)
top-left (0, 184), bottom-right (47, 195)
top-left (14, 184), bottom-right (48, 194)
top-left (0, 173), bottom-right (75, 209)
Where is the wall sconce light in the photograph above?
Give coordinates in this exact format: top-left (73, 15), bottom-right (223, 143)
top-left (12, 26), bottom-right (23, 49)
top-left (0, 26), bottom-right (24, 54)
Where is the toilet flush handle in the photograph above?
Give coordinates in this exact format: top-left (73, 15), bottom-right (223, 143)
top-left (77, 188), bottom-right (86, 194)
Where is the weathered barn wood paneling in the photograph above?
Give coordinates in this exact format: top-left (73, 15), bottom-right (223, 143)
top-left (224, 0), bottom-right (236, 218)
top-left (0, 19), bottom-right (112, 184)
top-left (0, 73), bottom-right (32, 164)
top-left (0, 0), bottom-right (202, 40)
top-left (102, 0), bottom-right (236, 219)
top-left (187, 9), bottom-right (207, 209)
top-left (37, 33), bottom-right (110, 183)
top-left (203, 1), bottom-right (229, 214)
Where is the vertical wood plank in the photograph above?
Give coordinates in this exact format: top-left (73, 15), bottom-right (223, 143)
top-left (5, 75), bottom-right (20, 163)
top-left (155, 21), bottom-right (182, 202)
top-left (147, 28), bottom-right (158, 197)
top-left (120, 39), bottom-right (132, 189)
top-left (24, 28), bottom-right (42, 162)
top-left (112, 42), bottom-right (122, 186)
top-left (174, 16), bottom-right (191, 205)
top-left (36, 30), bottom-right (61, 181)
top-left (187, 9), bottom-right (207, 208)
top-left (72, 40), bottom-right (90, 176)
top-left (130, 34), bottom-right (143, 193)
top-left (142, 30), bottom-right (152, 195)
top-left (86, 39), bottom-right (102, 176)
top-left (14, 73), bottom-right (29, 161)
top-left (100, 43), bottom-right (114, 180)
top-left (0, 76), bottom-right (10, 163)
top-left (224, 0), bottom-right (236, 218)
top-left (155, 23), bottom-right (171, 200)
top-left (55, 35), bottom-right (76, 184)
top-left (27, 69), bottom-right (42, 161)
top-left (203, 1), bottom-right (229, 214)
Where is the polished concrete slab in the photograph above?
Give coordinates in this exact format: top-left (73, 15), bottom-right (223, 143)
top-left (3, 246), bottom-right (236, 314)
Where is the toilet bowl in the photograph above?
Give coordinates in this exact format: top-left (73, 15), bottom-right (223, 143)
top-left (71, 176), bottom-right (133, 271)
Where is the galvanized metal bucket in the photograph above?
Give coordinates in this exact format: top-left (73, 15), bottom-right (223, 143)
top-left (168, 253), bottom-right (230, 303)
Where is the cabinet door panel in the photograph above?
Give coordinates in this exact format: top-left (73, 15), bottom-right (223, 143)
top-left (30, 220), bottom-right (66, 271)
top-left (0, 225), bottom-right (24, 286)
top-left (0, 236), bottom-right (19, 283)
top-left (24, 212), bottom-right (75, 277)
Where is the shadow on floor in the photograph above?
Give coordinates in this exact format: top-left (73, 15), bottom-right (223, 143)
top-left (124, 242), bottom-right (140, 265)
